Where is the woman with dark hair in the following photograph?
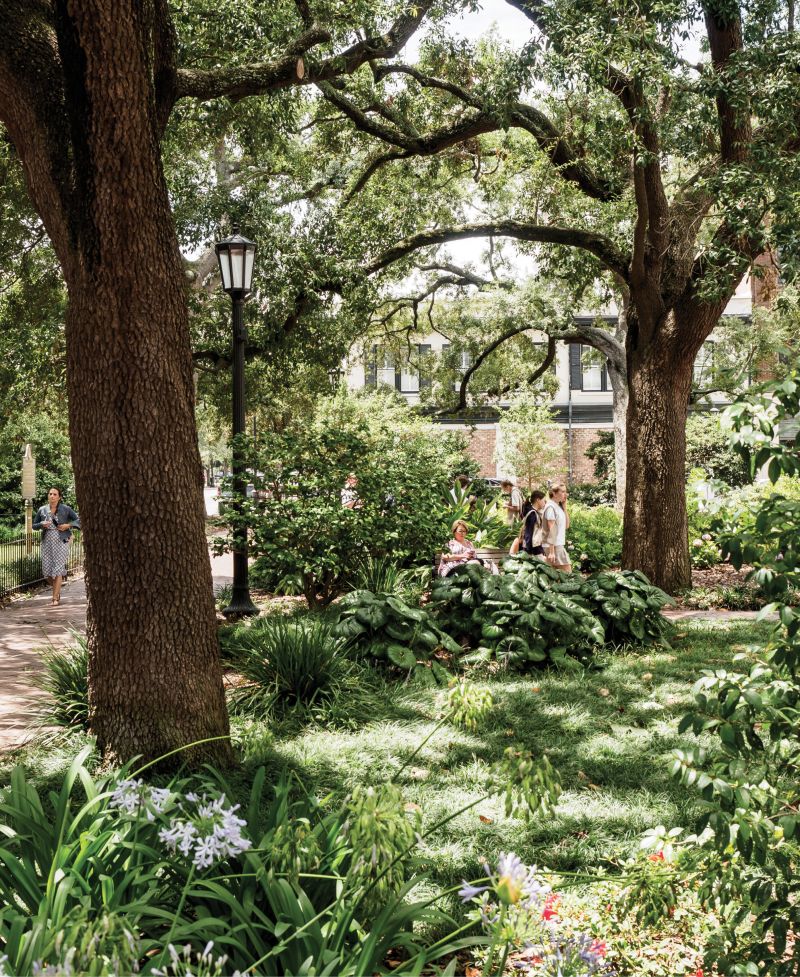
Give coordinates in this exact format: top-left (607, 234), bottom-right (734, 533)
top-left (33, 487), bottom-right (80, 605)
top-left (439, 520), bottom-right (480, 577)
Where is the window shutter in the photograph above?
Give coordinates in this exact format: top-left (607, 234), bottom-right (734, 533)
top-left (365, 345), bottom-right (377, 388)
top-left (418, 344), bottom-right (432, 390)
top-left (569, 344), bottom-right (582, 390)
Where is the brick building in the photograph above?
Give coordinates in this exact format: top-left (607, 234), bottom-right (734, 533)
top-left (346, 277), bottom-right (753, 486)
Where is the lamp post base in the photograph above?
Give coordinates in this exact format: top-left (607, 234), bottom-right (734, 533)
top-left (222, 592), bottom-right (259, 618)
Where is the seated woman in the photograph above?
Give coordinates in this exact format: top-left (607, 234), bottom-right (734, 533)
top-left (439, 519), bottom-right (482, 577)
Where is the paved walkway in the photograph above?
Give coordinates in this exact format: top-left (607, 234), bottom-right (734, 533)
top-left (0, 578), bottom-right (88, 751)
top-left (0, 548), bottom-right (235, 753)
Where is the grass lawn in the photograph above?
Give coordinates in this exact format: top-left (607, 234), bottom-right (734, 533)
top-left (226, 617), bottom-right (770, 896)
top-left (0, 615), bottom-right (771, 974)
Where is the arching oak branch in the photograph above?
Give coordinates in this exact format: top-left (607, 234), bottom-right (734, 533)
top-left (364, 221), bottom-right (631, 283)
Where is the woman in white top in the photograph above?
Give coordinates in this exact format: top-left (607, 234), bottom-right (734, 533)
top-left (542, 482), bottom-right (571, 571)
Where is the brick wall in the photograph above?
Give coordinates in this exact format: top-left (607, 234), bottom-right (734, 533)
top-left (467, 428), bottom-right (497, 476)
top-left (464, 425), bottom-right (609, 484)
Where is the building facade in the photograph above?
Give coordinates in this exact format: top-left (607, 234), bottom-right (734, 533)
top-left (346, 277), bottom-right (754, 485)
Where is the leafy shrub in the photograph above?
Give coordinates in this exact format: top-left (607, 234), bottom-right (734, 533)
top-left (429, 559), bottom-right (604, 668)
top-left (224, 616), bottom-right (345, 717)
top-left (5, 553), bottom-right (41, 588)
top-left (580, 571), bottom-right (673, 645)
top-left (0, 523), bottom-right (24, 542)
top-left (568, 481), bottom-right (616, 507)
top-left (31, 635), bottom-right (89, 735)
top-left (689, 534), bottom-right (722, 568)
top-left (345, 554), bottom-right (426, 602)
top-left (567, 503), bottom-right (623, 571)
top-left (249, 557), bottom-right (304, 595)
top-left (665, 376), bottom-right (800, 974)
top-left (332, 589), bottom-right (460, 681)
top-left (227, 392), bottom-right (474, 609)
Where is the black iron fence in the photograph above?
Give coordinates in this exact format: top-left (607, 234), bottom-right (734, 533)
top-left (0, 533), bottom-right (84, 598)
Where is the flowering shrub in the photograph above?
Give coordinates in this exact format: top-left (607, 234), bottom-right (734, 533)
top-left (567, 503), bottom-right (623, 572)
top-left (689, 534), bottom-right (722, 569)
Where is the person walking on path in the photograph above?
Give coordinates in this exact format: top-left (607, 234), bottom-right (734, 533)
top-left (522, 490), bottom-right (547, 556)
top-left (33, 487), bottom-right (80, 606)
top-left (542, 482), bottom-right (571, 571)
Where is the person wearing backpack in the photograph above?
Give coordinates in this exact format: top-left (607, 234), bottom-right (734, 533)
top-left (542, 482), bottom-right (571, 571)
top-left (522, 490), bottom-right (547, 555)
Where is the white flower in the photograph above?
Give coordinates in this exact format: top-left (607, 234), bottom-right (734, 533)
top-left (692, 538), bottom-right (703, 547)
top-left (702, 533), bottom-right (712, 541)
top-left (109, 778), bottom-right (146, 815)
top-left (158, 792), bottom-right (251, 869)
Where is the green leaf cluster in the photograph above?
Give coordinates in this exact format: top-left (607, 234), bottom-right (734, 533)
top-left (332, 589), bottom-right (459, 683)
top-left (667, 372), bottom-right (800, 973)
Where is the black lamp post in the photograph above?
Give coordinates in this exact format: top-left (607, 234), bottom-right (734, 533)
top-left (216, 225), bottom-right (258, 617)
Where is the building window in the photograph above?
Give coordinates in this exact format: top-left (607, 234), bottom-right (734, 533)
top-left (377, 349), bottom-right (396, 388)
top-left (581, 346), bottom-right (606, 391)
top-left (399, 364), bottom-right (420, 393)
top-left (693, 342), bottom-right (714, 389)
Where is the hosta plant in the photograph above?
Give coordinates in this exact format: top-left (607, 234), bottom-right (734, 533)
top-left (580, 570), bottom-right (674, 646)
top-left (332, 589), bottom-right (461, 682)
top-left (429, 559), bottom-right (604, 668)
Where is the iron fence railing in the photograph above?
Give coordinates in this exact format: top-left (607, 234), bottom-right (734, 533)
top-left (0, 533), bottom-right (84, 598)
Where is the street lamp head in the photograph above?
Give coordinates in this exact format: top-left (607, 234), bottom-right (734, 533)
top-left (215, 224), bottom-right (256, 297)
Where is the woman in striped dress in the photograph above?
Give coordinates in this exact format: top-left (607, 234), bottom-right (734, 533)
top-left (33, 487), bottom-right (80, 605)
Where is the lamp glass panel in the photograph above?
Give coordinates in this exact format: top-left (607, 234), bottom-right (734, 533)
top-left (231, 245), bottom-right (245, 290)
top-left (217, 249), bottom-right (232, 290)
top-left (243, 248), bottom-right (255, 291)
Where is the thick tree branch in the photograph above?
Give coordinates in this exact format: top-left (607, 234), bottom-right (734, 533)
top-left (448, 324), bottom-right (534, 412)
top-left (363, 220), bottom-right (631, 283)
top-left (317, 80), bottom-right (501, 157)
top-left (484, 334), bottom-right (558, 404)
top-left (175, 24), bottom-right (332, 101)
top-left (175, 1), bottom-right (435, 103)
top-left (152, 0), bottom-right (179, 132)
top-left (372, 63), bottom-right (618, 201)
top-left (703, 1), bottom-right (751, 164)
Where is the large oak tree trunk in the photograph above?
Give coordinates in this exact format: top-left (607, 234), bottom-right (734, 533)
top-left (43, 4), bottom-right (232, 765)
top-left (622, 324), bottom-right (694, 593)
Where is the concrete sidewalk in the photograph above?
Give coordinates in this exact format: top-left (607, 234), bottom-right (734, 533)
top-left (0, 549), bottom-right (236, 753)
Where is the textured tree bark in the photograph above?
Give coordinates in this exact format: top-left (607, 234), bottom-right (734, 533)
top-left (8, 2), bottom-right (233, 766)
top-left (622, 336), bottom-right (693, 593)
